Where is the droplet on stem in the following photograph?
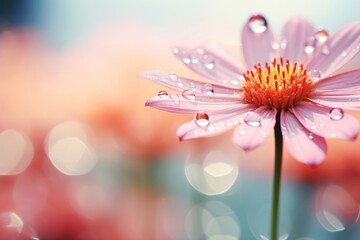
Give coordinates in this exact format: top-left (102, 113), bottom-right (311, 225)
top-left (247, 14), bottom-right (268, 34)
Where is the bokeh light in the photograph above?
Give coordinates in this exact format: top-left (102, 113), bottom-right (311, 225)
top-left (185, 150), bottom-right (239, 195)
top-left (45, 121), bottom-right (97, 175)
top-left (0, 129), bottom-right (33, 175)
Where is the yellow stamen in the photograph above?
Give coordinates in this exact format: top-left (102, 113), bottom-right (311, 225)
top-left (241, 58), bottom-right (312, 109)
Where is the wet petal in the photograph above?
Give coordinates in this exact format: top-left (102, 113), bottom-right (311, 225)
top-left (312, 69), bottom-right (360, 90)
top-left (241, 14), bottom-right (275, 69)
top-left (281, 110), bottom-right (327, 165)
top-left (146, 94), bottom-right (245, 114)
top-left (306, 22), bottom-right (360, 77)
top-left (232, 107), bottom-right (276, 150)
top-left (292, 101), bottom-right (359, 140)
top-left (171, 46), bottom-right (244, 88)
top-left (177, 105), bottom-right (256, 140)
top-left (308, 92), bottom-right (360, 110)
top-left (139, 71), bottom-right (241, 95)
top-left (280, 17), bottom-right (314, 62)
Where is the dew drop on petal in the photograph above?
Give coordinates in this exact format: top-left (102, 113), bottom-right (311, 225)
top-left (182, 56), bottom-right (191, 64)
top-left (311, 70), bottom-right (321, 79)
top-left (314, 29), bottom-right (329, 44)
top-left (191, 55), bottom-right (200, 64)
top-left (202, 84), bottom-right (214, 95)
top-left (196, 47), bottom-right (205, 55)
top-left (169, 73), bottom-right (177, 81)
top-left (248, 14), bottom-right (268, 33)
top-left (341, 51), bottom-right (347, 57)
top-left (308, 133), bottom-right (314, 140)
top-left (304, 38), bottom-right (316, 54)
top-left (170, 93), bottom-right (180, 104)
top-left (280, 40), bottom-right (288, 49)
top-left (203, 55), bottom-right (215, 70)
top-left (195, 112), bottom-right (210, 127)
top-left (272, 42), bottom-right (279, 50)
top-left (182, 90), bottom-right (196, 101)
top-left (244, 112), bottom-right (261, 127)
top-left (158, 90), bottom-right (168, 97)
top-left (204, 61), bottom-right (215, 70)
top-left (172, 47), bottom-right (180, 55)
top-left (329, 108), bottom-right (344, 121)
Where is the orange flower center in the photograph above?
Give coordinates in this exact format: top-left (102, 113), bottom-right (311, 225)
top-left (241, 58), bottom-right (312, 109)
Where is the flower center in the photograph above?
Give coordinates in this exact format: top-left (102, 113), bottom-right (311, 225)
top-left (241, 58), bottom-right (312, 109)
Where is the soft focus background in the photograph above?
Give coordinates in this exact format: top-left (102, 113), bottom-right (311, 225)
top-left (0, 0), bottom-right (360, 239)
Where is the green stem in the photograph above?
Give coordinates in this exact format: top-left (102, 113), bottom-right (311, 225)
top-left (271, 112), bottom-right (283, 240)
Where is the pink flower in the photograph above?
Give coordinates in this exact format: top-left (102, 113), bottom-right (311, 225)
top-left (142, 14), bottom-right (360, 165)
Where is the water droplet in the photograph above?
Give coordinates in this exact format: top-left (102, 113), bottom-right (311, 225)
top-left (230, 80), bottom-right (240, 86)
top-left (304, 38), bottom-right (315, 54)
top-left (244, 112), bottom-right (261, 127)
top-left (177, 82), bottom-right (184, 87)
top-left (245, 120), bottom-right (261, 127)
top-left (203, 55), bottom-right (215, 70)
top-left (182, 56), bottom-right (191, 64)
top-left (280, 40), bottom-right (287, 49)
top-left (195, 112), bottom-right (210, 127)
top-left (191, 55), bottom-right (199, 64)
top-left (341, 51), bottom-right (347, 57)
top-left (311, 70), bottom-right (321, 79)
top-left (308, 133), bottom-right (314, 140)
top-left (170, 93), bottom-right (180, 104)
top-left (321, 45), bottom-right (330, 55)
top-left (248, 14), bottom-right (268, 33)
top-left (196, 47), bottom-right (205, 55)
top-left (330, 132), bottom-right (337, 138)
top-left (314, 29), bottom-right (329, 44)
top-left (172, 47), bottom-right (180, 54)
top-left (272, 42), bottom-right (279, 50)
top-left (169, 73), bottom-right (177, 81)
top-left (329, 108), bottom-right (344, 121)
top-left (158, 90), bottom-right (168, 97)
top-left (204, 61), bottom-right (215, 70)
top-left (182, 90), bottom-right (196, 101)
top-left (202, 84), bottom-right (214, 95)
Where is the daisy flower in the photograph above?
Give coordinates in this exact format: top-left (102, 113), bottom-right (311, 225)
top-left (142, 14), bottom-right (360, 166)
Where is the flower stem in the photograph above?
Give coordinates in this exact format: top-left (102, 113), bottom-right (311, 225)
top-left (271, 112), bottom-right (283, 240)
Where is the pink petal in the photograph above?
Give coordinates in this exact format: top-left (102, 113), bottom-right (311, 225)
top-left (312, 69), bottom-right (360, 90)
top-left (241, 14), bottom-right (275, 69)
top-left (281, 110), bottom-right (327, 165)
top-left (171, 46), bottom-right (244, 88)
top-left (292, 101), bottom-right (359, 140)
top-left (146, 94), bottom-right (246, 114)
top-left (177, 105), bottom-right (256, 140)
top-left (305, 22), bottom-right (360, 78)
top-left (232, 107), bottom-right (276, 151)
top-left (139, 71), bottom-right (241, 95)
top-left (307, 92), bottom-right (360, 110)
top-left (280, 17), bottom-right (314, 62)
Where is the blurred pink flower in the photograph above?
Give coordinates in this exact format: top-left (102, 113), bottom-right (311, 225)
top-left (143, 14), bottom-right (360, 165)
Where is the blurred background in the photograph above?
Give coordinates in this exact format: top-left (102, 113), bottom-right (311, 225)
top-left (0, 0), bottom-right (360, 239)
